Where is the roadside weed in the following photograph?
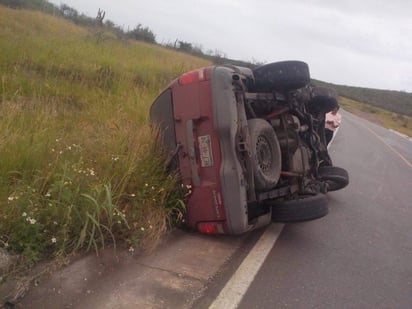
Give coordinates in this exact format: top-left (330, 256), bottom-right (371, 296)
top-left (0, 6), bottom-right (209, 270)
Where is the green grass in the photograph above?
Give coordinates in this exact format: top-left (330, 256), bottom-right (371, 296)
top-left (0, 5), bottom-right (210, 270)
top-left (339, 97), bottom-right (412, 137)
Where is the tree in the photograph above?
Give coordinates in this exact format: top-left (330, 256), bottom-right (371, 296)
top-left (60, 4), bottom-right (78, 19)
top-left (127, 24), bottom-right (156, 43)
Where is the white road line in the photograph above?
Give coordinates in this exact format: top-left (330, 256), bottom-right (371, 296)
top-left (389, 129), bottom-right (412, 142)
top-left (361, 123), bottom-right (412, 169)
top-left (208, 223), bottom-right (284, 309)
top-left (327, 126), bottom-right (339, 150)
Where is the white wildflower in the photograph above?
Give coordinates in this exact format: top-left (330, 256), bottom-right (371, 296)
top-left (8, 195), bottom-right (19, 201)
top-left (129, 246), bottom-right (135, 252)
top-left (140, 227), bottom-right (145, 231)
top-left (51, 237), bottom-right (57, 243)
top-left (22, 212), bottom-right (27, 217)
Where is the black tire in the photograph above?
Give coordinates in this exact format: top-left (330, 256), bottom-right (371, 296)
top-left (266, 194), bottom-right (329, 222)
top-left (306, 87), bottom-right (338, 113)
top-left (318, 166), bottom-right (349, 192)
top-left (248, 119), bottom-right (281, 191)
top-left (252, 61), bottom-right (310, 92)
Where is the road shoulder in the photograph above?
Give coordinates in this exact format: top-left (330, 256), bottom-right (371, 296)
top-left (11, 229), bottom-right (247, 309)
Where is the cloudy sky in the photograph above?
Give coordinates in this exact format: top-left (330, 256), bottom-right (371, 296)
top-left (49, 0), bottom-right (412, 92)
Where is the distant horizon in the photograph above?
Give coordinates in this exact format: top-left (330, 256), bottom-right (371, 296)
top-left (310, 78), bottom-right (412, 94)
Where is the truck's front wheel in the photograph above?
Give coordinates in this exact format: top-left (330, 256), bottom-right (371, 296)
top-left (266, 194), bottom-right (329, 222)
top-left (318, 166), bottom-right (349, 192)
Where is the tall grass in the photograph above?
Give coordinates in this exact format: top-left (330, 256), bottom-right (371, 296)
top-left (0, 6), bottom-right (210, 268)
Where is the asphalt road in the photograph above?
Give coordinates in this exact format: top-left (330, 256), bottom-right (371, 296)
top-left (206, 110), bottom-right (412, 309)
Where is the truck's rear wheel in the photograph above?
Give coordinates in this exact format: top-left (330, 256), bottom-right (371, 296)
top-left (248, 119), bottom-right (281, 191)
top-left (252, 61), bottom-right (310, 92)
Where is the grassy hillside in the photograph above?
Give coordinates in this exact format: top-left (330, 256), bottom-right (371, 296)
top-left (313, 80), bottom-right (412, 117)
top-left (0, 5), bottom-right (210, 269)
top-left (339, 97), bottom-right (412, 137)
top-left (311, 80), bottom-right (412, 136)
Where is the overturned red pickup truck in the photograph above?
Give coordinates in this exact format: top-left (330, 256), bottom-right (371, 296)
top-left (150, 61), bottom-right (348, 235)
